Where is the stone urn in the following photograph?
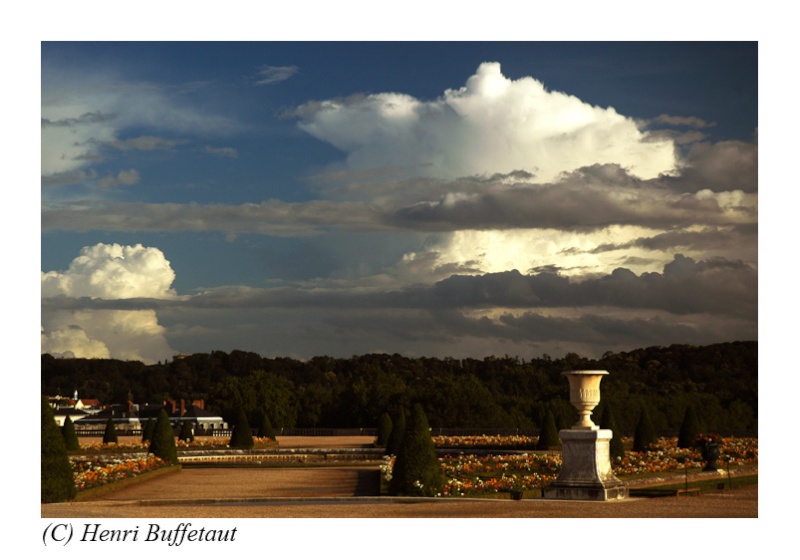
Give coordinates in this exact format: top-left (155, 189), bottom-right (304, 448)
top-left (562, 370), bottom-right (609, 429)
top-left (695, 436), bottom-right (721, 471)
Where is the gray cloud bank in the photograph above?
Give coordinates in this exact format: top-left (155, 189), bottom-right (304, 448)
top-left (42, 174), bottom-right (755, 236)
top-left (42, 253), bottom-right (756, 361)
top-left (45, 254), bottom-right (754, 317)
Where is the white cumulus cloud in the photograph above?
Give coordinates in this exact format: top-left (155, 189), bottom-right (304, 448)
top-left (41, 243), bottom-right (178, 363)
top-left (296, 62), bottom-right (678, 183)
top-left (41, 243), bottom-right (177, 299)
top-left (40, 324), bottom-right (110, 360)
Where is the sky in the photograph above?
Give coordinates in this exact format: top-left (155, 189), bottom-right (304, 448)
top-left (40, 41), bottom-right (758, 364)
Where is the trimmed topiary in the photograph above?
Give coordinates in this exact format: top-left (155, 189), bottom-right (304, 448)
top-left (141, 417), bottom-right (156, 442)
top-left (179, 420), bottom-right (195, 442)
top-left (385, 407), bottom-right (406, 456)
top-left (256, 410), bottom-right (276, 440)
top-left (42, 396), bottom-right (76, 503)
top-left (677, 405), bottom-right (701, 448)
top-left (375, 411), bottom-right (393, 448)
top-left (599, 405), bottom-right (625, 460)
top-left (102, 417), bottom-right (118, 444)
top-left (61, 415), bottom-right (81, 452)
top-left (633, 407), bottom-right (657, 452)
top-left (536, 409), bottom-right (560, 451)
top-left (389, 403), bottom-right (443, 497)
top-left (229, 407), bottom-right (254, 449)
top-left (149, 409), bottom-right (178, 464)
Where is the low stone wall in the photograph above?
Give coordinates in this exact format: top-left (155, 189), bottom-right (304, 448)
top-left (177, 448), bottom-right (385, 464)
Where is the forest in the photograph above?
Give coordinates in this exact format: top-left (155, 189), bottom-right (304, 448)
top-left (41, 341), bottom-right (757, 436)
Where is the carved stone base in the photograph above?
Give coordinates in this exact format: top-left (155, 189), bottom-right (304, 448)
top-left (542, 429), bottom-right (628, 501)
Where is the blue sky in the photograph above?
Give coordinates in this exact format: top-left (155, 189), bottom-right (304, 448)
top-left (41, 41), bottom-right (758, 364)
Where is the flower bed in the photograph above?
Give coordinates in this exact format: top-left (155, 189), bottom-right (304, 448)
top-left (72, 454), bottom-right (168, 491)
top-left (439, 453), bottom-right (561, 496)
top-left (433, 434), bottom-right (538, 450)
top-left (383, 436), bottom-right (758, 497)
top-left (74, 436), bottom-right (276, 454)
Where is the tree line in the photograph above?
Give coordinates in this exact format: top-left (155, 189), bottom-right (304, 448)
top-left (41, 340), bottom-right (757, 436)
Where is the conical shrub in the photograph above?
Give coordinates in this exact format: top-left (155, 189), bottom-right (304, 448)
top-left (61, 415), bottom-right (81, 452)
top-left (229, 407), bottom-right (254, 449)
top-left (375, 411), bottom-right (393, 448)
top-left (677, 405), bottom-right (701, 448)
top-left (599, 405), bottom-right (625, 460)
top-left (385, 407), bottom-right (406, 456)
top-left (536, 409), bottom-right (560, 450)
top-left (102, 417), bottom-right (118, 444)
top-left (141, 417), bottom-right (156, 442)
top-left (41, 396), bottom-right (76, 503)
top-left (633, 407), bottom-right (657, 452)
top-left (148, 409), bottom-right (178, 464)
top-left (389, 404), bottom-right (443, 497)
top-left (256, 410), bottom-right (276, 440)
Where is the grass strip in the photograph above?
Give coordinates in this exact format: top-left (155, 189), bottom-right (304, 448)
top-left (631, 474), bottom-right (757, 496)
top-left (182, 461), bottom-right (381, 469)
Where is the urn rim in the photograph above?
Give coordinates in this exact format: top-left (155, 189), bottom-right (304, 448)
top-left (561, 369), bottom-right (609, 376)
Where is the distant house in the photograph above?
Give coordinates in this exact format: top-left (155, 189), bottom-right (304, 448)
top-left (52, 407), bottom-right (88, 427)
top-left (138, 399), bottom-right (228, 432)
top-left (75, 398), bottom-right (102, 414)
top-left (73, 404), bottom-right (142, 431)
top-left (181, 402), bottom-right (228, 431)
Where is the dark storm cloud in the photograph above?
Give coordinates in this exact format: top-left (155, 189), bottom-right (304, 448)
top-left (310, 306), bottom-right (748, 358)
top-left (389, 180), bottom-right (755, 232)
top-left (661, 138), bottom-right (758, 193)
top-left (45, 254), bottom-right (756, 322)
top-left (493, 311), bottom-right (703, 346)
top-left (575, 224), bottom-right (757, 254)
top-left (429, 255), bottom-right (756, 318)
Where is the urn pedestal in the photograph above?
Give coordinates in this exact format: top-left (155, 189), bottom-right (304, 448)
top-left (542, 429), bottom-right (628, 500)
top-left (542, 370), bottom-right (628, 501)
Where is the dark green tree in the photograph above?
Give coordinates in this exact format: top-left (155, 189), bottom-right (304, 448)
top-left (148, 409), bottom-right (178, 464)
top-left (229, 407), bottom-right (254, 449)
top-left (256, 410), bottom-right (276, 440)
top-left (536, 409), bottom-right (560, 450)
top-left (389, 404), bottom-right (443, 497)
top-left (141, 417), bottom-right (156, 442)
top-left (677, 405), bottom-right (701, 448)
top-left (385, 407), bottom-right (406, 456)
top-left (633, 407), bottom-right (657, 452)
top-left (374, 411), bottom-right (393, 448)
top-left (179, 420), bottom-right (195, 442)
top-left (42, 396), bottom-right (76, 503)
top-left (61, 415), bottom-right (81, 452)
top-left (102, 417), bottom-right (118, 444)
top-left (599, 405), bottom-right (625, 460)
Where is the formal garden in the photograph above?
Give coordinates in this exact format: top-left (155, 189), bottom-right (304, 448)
top-left (43, 394), bottom-right (758, 503)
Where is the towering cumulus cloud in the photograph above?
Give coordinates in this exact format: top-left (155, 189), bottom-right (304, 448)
top-left (297, 62), bottom-right (677, 182)
top-left (41, 243), bottom-right (177, 363)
